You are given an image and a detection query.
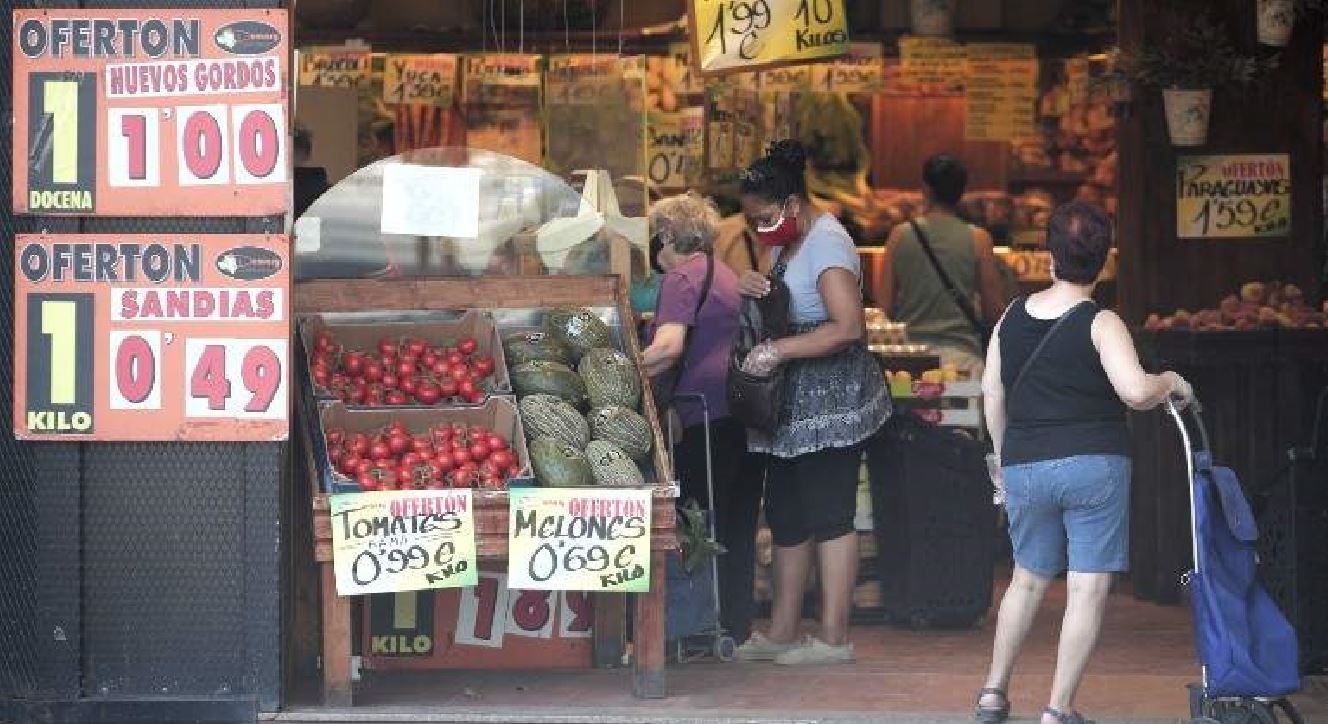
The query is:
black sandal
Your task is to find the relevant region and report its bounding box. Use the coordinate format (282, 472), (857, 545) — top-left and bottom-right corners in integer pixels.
(973, 687), (1010, 723)
(1042, 707), (1093, 724)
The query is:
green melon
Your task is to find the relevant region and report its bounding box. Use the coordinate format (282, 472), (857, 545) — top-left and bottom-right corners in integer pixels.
(543, 306), (614, 360)
(502, 331), (572, 367)
(578, 347), (641, 410)
(585, 440), (646, 488)
(519, 394), (590, 450)
(510, 360), (587, 408)
(588, 405), (653, 460)
(530, 436), (594, 488)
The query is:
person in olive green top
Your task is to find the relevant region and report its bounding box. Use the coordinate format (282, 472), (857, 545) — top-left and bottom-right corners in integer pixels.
(878, 155), (1009, 375)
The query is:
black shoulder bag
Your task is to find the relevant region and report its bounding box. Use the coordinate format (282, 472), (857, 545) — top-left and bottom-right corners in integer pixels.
(652, 254), (715, 412)
(727, 239), (793, 433)
(909, 219), (991, 348)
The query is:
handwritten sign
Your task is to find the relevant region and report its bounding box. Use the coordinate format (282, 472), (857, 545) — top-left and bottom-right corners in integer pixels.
(1177, 155), (1292, 239)
(546, 55), (632, 106)
(648, 108), (705, 191)
(330, 490), (478, 596)
(299, 47), (370, 88)
(507, 488), (651, 593)
(965, 44), (1038, 141)
(760, 64), (813, 92)
(462, 54), (542, 106)
(689, 0), (850, 76)
(811, 42), (884, 93)
(898, 36), (967, 94)
(380, 164), (482, 238)
(383, 54), (458, 107)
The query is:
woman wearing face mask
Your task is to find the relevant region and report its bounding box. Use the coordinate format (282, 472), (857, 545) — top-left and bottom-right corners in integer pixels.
(640, 193), (762, 644)
(734, 140), (892, 666)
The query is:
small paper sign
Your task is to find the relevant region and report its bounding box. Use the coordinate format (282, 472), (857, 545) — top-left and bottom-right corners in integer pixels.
(380, 164), (482, 238)
(383, 54), (458, 107)
(1177, 155), (1292, 239)
(647, 108), (705, 191)
(507, 488), (651, 593)
(298, 47), (370, 88)
(330, 490), (478, 596)
(689, 0), (850, 76)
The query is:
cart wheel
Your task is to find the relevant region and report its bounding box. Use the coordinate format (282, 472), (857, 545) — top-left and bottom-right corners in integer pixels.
(1211, 699), (1278, 724)
(714, 635), (737, 662)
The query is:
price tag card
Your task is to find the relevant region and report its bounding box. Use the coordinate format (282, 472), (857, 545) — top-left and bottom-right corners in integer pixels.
(1177, 155), (1292, 239)
(380, 164), (482, 238)
(507, 488), (652, 593)
(647, 108), (704, 191)
(13, 234), (289, 441)
(688, 0), (850, 77)
(382, 54), (458, 107)
(12, 9), (290, 216)
(330, 490), (479, 597)
(298, 46), (370, 88)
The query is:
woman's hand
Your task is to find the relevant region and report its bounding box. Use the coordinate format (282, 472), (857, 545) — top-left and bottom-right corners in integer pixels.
(1165, 371), (1195, 408)
(741, 341), (784, 376)
(738, 270), (772, 298)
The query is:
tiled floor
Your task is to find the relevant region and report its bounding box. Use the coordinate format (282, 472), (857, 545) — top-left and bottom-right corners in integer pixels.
(276, 575), (1326, 723)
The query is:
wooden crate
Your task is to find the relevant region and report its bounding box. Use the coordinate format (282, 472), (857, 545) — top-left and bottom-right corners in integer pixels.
(296, 276), (677, 704)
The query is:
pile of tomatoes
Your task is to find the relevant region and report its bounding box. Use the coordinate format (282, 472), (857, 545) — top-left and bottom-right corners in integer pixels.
(326, 420), (521, 491)
(308, 330), (498, 406)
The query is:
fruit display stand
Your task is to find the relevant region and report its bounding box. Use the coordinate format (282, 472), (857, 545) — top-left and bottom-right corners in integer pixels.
(294, 275), (677, 705)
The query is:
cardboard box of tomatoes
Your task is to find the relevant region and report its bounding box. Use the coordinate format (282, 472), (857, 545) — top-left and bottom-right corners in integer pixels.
(317, 397), (533, 494)
(301, 310), (511, 406)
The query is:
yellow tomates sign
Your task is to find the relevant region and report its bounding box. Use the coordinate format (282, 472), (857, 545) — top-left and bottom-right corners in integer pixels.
(689, 0), (850, 76)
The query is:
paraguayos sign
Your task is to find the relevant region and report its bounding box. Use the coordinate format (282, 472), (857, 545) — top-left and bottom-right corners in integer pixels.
(12, 234), (290, 441)
(11, 9), (290, 216)
(688, 0), (849, 76)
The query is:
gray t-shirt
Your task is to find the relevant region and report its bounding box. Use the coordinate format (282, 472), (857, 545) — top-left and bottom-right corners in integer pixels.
(772, 214), (861, 323)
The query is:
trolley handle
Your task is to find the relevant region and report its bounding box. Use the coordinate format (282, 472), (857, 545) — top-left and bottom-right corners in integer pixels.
(1166, 394), (1210, 457)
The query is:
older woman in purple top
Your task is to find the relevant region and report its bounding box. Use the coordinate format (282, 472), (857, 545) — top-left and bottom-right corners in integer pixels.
(642, 192), (762, 644)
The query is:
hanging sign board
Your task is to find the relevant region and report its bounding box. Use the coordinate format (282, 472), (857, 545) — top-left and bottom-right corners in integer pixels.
(11, 9), (290, 216)
(964, 43), (1038, 142)
(1176, 154), (1292, 239)
(647, 108), (704, 191)
(382, 54), (458, 107)
(507, 488), (652, 593)
(330, 490), (478, 596)
(298, 46), (370, 88)
(12, 234), (289, 441)
(462, 54), (542, 106)
(688, 0), (850, 77)
(811, 42), (884, 93)
(896, 36), (967, 95)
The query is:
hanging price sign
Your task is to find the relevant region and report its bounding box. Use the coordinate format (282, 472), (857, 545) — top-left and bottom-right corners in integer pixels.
(1177, 155), (1292, 239)
(382, 54), (458, 107)
(688, 0), (850, 77)
(12, 9), (290, 216)
(330, 490), (478, 596)
(507, 488), (651, 593)
(12, 234), (290, 441)
(647, 108), (704, 191)
(298, 46), (370, 88)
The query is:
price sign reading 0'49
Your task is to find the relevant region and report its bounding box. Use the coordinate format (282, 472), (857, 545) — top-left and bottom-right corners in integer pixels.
(688, 0), (849, 76)
(13, 234), (289, 441)
(12, 9), (289, 216)
(507, 488), (651, 593)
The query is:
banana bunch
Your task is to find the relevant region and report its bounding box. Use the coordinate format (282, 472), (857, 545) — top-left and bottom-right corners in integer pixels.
(645, 56), (684, 113)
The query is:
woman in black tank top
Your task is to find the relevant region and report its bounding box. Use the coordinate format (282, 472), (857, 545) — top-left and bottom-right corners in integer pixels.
(973, 203), (1193, 724)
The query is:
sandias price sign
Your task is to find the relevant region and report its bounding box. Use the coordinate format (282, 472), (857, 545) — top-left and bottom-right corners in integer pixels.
(689, 0), (849, 76)
(330, 490), (478, 596)
(13, 234), (289, 441)
(508, 488), (651, 593)
(12, 9), (289, 216)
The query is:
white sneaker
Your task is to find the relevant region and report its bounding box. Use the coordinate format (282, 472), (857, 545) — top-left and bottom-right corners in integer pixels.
(772, 637), (854, 666)
(735, 632), (801, 661)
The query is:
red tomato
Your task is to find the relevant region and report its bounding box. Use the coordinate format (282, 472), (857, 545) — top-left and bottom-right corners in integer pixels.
(472, 356), (496, 377)
(347, 387), (367, 405)
(337, 454), (360, 476)
(406, 339), (427, 357)
(349, 433), (371, 456)
(316, 330), (335, 348)
(387, 434), (410, 456)
(363, 362), (385, 383)
(487, 434), (508, 451)
(411, 435), (432, 454)
(435, 455), (454, 473)
(325, 429), (345, 446)
(469, 441), (491, 461)
(401, 452), (422, 469)
(465, 390), (485, 404)
(387, 420), (407, 435)
(439, 378), (459, 398)
(355, 459), (375, 477)
(430, 361), (450, 378)
(342, 352), (365, 375)
(370, 441), (392, 461)
(414, 381), (443, 405)
(457, 337), (478, 356)
(357, 473), (381, 492)
(378, 337), (397, 356)
(312, 367), (331, 387)
(451, 449), (472, 467)
(385, 390), (410, 405)
(445, 351), (465, 366)
(458, 380), (479, 399)
(490, 449), (515, 470)
(396, 360), (417, 378)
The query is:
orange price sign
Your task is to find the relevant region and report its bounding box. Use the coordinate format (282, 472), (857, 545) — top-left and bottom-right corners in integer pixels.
(11, 9), (290, 216)
(12, 234), (290, 441)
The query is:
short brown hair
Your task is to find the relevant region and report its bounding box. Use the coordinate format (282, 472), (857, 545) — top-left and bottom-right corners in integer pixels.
(1047, 202), (1113, 284)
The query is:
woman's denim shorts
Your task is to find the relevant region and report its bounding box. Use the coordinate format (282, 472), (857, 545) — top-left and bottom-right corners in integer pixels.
(1002, 454), (1131, 578)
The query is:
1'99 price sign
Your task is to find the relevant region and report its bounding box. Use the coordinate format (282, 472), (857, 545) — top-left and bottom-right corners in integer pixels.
(13, 9), (291, 216)
(14, 234), (291, 441)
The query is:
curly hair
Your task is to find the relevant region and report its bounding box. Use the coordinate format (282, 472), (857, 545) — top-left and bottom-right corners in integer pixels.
(738, 139), (808, 202)
(649, 192), (722, 254)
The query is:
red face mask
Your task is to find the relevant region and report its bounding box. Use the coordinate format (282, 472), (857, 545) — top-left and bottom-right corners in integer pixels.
(754, 202), (799, 247)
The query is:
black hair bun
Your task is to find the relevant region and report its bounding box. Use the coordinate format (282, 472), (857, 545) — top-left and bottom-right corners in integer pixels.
(766, 139), (807, 173)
